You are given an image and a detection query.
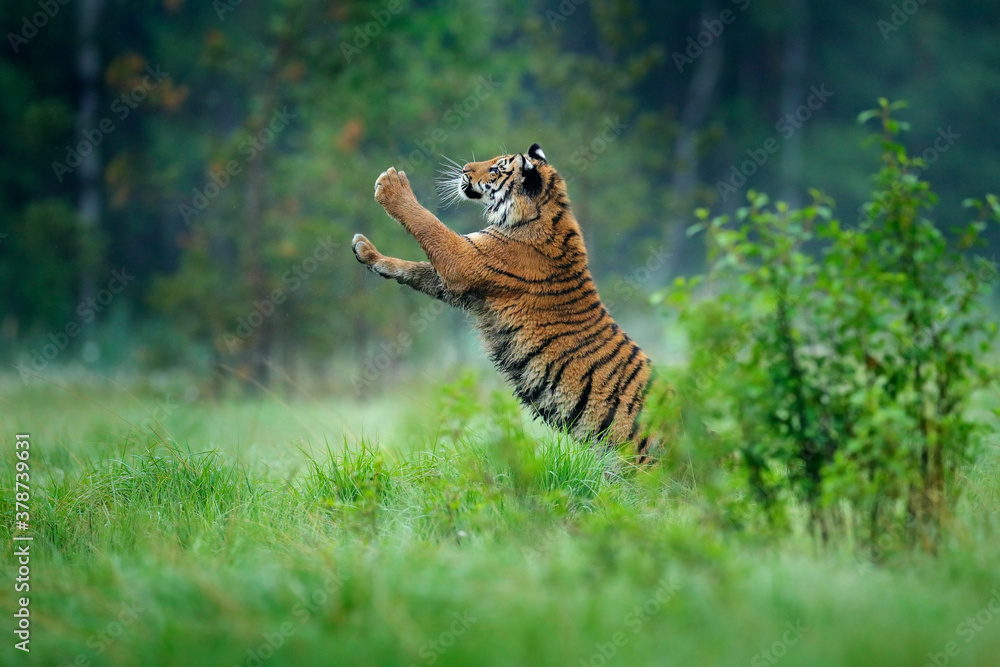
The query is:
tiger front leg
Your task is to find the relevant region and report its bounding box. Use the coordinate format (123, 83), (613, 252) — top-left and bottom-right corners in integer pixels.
(351, 233), (430, 285)
(351, 234), (473, 309)
(373, 167), (425, 229)
(373, 167), (484, 293)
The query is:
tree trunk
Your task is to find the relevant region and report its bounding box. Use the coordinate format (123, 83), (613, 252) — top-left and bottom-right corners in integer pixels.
(76, 0), (106, 350)
(664, 0), (724, 279)
(778, 0), (808, 208)
(244, 129), (272, 390)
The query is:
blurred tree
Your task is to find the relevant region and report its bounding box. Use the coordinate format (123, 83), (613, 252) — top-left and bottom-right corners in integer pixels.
(1, 0), (998, 388)
(0, 0), (79, 342)
(75, 0), (106, 348)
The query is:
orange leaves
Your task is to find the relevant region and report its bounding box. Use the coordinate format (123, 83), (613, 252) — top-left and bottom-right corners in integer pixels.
(337, 118), (364, 152)
(104, 51), (189, 114)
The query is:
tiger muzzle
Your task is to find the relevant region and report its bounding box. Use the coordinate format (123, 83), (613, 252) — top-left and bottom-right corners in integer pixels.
(461, 180), (483, 200)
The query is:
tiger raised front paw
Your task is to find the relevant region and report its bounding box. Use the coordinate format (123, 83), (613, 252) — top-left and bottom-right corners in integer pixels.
(351, 233), (382, 268)
(374, 166), (418, 218)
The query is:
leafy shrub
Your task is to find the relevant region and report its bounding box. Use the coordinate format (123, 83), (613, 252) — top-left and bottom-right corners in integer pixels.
(659, 100), (998, 552)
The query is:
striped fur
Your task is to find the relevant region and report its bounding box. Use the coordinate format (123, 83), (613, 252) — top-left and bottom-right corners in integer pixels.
(352, 144), (660, 462)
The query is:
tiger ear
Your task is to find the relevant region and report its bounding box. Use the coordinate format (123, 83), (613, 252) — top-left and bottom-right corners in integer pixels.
(521, 151), (543, 197)
(527, 143), (547, 162)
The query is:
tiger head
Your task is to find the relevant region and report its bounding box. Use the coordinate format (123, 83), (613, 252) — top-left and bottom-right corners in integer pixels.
(437, 144), (562, 227)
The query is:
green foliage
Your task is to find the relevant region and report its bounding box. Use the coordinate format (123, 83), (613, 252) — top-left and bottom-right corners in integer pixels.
(32, 443), (260, 557)
(2, 378), (1000, 666)
(661, 101), (999, 552)
(427, 370), (612, 515)
(0, 198), (84, 330)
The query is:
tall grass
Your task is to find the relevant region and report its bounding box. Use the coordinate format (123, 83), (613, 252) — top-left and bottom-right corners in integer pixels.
(1, 371), (999, 666)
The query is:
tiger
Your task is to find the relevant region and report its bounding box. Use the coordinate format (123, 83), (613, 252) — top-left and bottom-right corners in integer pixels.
(351, 143), (661, 463)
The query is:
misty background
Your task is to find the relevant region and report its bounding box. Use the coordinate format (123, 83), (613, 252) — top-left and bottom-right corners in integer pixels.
(2, 0), (998, 396)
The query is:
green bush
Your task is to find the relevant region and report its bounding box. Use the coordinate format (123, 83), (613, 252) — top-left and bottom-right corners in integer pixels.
(660, 100), (998, 553)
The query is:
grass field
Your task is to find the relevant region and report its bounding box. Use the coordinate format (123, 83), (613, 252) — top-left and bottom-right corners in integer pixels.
(1, 369), (999, 667)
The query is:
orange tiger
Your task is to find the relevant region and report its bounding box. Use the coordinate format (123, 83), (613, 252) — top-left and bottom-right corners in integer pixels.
(351, 144), (660, 462)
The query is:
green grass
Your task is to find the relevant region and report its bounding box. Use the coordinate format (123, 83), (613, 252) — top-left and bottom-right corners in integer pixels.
(1, 370), (999, 666)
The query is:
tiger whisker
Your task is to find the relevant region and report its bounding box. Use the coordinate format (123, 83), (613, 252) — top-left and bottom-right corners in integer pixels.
(434, 155), (468, 208)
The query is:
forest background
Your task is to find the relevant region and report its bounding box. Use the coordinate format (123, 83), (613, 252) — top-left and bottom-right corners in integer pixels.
(2, 0), (998, 392)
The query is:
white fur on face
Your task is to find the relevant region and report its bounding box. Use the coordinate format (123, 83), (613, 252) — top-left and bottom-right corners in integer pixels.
(436, 154), (528, 227)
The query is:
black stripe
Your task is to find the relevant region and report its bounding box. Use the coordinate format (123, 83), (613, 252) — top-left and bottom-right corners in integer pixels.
(521, 310), (602, 357)
(607, 344), (642, 395)
(551, 260), (585, 276)
(554, 298), (604, 323)
(546, 319), (614, 371)
(501, 309), (606, 380)
(507, 174), (558, 229)
(597, 348), (645, 442)
(508, 214), (539, 229)
(549, 328), (623, 394)
(576, 332), (631, 394)
(465, 235), (488, 256)
(522, 297), (602, 330)
(514, 380), (545, 405)
(525, 316), (602, 354)
(595, 395), (620, 439)
(565, 374), (593, 430)
(540, 322), (614, 393)
(536, 280), (596, 299)
(616, 349), (646, 397)
(501, 341), (550, 381)
(482, 229), (508, 243)
(536, 403), (560, 425)
(550, 229), (581, 262)
(482, 263), (587, 287)
(486, 323), (524, 365)
(623, 365), (651, 417)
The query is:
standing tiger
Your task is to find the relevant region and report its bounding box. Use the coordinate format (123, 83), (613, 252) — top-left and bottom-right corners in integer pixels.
(351, 144), (661, 463)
